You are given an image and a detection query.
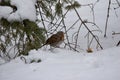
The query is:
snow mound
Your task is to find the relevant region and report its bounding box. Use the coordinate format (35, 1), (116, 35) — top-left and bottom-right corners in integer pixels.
(0, 47), (120, 80)
(0, 6), (13, 19)
(0, 0), (36, 22)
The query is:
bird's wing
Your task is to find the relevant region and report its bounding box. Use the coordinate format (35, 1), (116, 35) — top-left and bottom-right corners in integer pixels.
(46, 34), (59, 44)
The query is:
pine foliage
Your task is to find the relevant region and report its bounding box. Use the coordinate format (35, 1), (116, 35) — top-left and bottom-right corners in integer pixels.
(0, 18), (46, 60)
(0, 0), (82, 61)
(65, 1), (81, 10)
(55, 2), (63, 16)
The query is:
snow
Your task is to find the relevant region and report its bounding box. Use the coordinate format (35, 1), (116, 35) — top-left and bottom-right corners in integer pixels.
(0, 0), (120, 80)
(0, 6), (13, 19)
(0, 0), (36, 21)
(63, 0), (120, 50)
(0, 47), (120, 80)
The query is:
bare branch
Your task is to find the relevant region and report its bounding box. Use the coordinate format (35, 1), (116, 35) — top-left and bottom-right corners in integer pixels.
(116, 41), (120, 46)
(68, 0), (103, 50)
(104, 0), (111, 37)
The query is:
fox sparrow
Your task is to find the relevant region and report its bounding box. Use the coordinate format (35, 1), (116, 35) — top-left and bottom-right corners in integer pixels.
(45, 31), (64, 48)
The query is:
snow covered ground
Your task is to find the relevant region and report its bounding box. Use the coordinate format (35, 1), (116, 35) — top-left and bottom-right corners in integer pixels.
(0, 0), (120, 80)
(0, 47), (120, 80)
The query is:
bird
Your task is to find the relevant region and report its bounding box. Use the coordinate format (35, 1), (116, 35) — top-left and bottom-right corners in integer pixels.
(41, 31), (64, 48)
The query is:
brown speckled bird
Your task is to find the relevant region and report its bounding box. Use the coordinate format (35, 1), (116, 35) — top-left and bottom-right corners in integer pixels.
(43, 31), (64, 48)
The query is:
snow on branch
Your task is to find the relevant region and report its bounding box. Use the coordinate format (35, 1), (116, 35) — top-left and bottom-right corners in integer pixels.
(0, 0), (37, 22)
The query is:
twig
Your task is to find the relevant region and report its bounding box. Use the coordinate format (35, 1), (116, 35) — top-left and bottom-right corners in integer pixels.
(37, 2), (48, 37)
(116, 0), (120, 7)
(116, 41), (120, 46)
(68, 0), (103, 50)
(85, 21), (101, 30)
(74, 23), (82, 49)
(66, 19), (79, 32)
(104, 0), (111, 37)
(52, 9), (70, 33)
(62, 14), (72, 50)
(63, 42), (80, 52)
(20, 56), (27, 64)
(112, 31), (120, 35)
